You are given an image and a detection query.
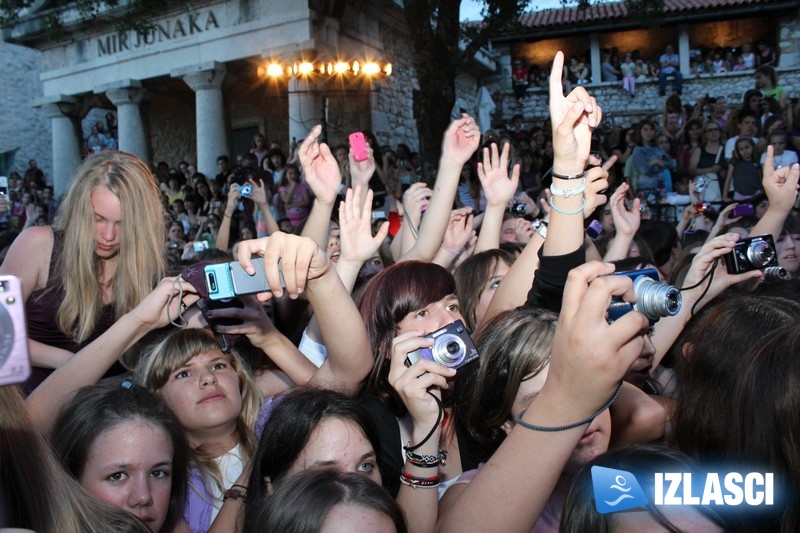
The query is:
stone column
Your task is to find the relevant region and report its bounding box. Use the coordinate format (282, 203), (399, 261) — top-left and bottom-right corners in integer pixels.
(173, 62), (228, 179)
(678, 25), (691, 76)
(590, 33), (602, 84)
(36, 95), (81, 198)
(288, 77), (324, 145)
(103, 80), (148, 160)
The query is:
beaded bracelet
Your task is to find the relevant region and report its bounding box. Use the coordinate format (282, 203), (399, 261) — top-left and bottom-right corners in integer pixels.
(548, 196), (586, 216)
(515, 381), (623, 432)
(552, 170), (586, 180)
(400, 471), (440, 488)
(405, 448), (448, 468)
(550, 178), (587, 198)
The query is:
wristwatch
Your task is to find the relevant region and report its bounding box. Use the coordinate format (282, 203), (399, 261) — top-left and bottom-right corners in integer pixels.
(531, 219), (548, 239)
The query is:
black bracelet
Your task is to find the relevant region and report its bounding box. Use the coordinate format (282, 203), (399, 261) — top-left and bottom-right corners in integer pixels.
(515, 381), (623, 432)
(551, 170), (586, 180)
(403, 392), (443, 452)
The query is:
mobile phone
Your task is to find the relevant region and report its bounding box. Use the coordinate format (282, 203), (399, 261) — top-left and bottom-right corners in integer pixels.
(204, 257), (285, 300)
(586, 219), (604, 240)
(0, 177), (7, 197)
(732, 204), (755, 217)
(0, 275), (31, 387)
(192, 241), (209, 253)
(349, 132), (369, 162)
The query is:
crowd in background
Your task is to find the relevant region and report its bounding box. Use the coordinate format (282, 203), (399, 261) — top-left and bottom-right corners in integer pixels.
(0, 49), (799, 533)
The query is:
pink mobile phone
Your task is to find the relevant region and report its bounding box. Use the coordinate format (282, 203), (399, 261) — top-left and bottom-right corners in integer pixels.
(349, 132), (369, 162)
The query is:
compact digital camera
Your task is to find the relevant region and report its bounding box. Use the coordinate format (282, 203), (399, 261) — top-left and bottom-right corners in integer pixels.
(240, 184), (253, 198)
(0, 275), (30, 387)
(694, 176), (708, 193)
(724, 234), (778, 275)
(608, 268), (682, 323)
(405, 320), (479, 370)
(510, 202), (527, 216)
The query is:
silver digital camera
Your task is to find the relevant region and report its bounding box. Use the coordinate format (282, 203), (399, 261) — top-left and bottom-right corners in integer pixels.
(0, 275), (30, 387)
(404, 320), (479, 370)
(608, 268), (682, 324)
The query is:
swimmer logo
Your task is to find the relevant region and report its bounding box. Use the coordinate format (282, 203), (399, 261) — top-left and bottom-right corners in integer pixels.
(591, 466), (649, 514)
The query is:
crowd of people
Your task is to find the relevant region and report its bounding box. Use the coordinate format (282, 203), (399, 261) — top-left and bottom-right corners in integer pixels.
(512, 40), (779, 100)
(0, 49), (799, 533)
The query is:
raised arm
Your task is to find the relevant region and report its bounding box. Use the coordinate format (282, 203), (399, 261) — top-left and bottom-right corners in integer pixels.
(603, 182), (641, 262)
(248, 178), (280, 235)
(432, 208), (475, 269)
(401, 115), (480, 262)
(474, 143), (520, 253)
(299, 125), (342, 250)
(750, 146), (800, 240)
(437, 261), (650, 533)
(216, 187), (241, 251)
(27, 277), (199, 433)
(236, 233), (373, 395)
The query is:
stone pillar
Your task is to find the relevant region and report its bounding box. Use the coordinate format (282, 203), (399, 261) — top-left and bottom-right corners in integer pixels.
(288, 77), (324, 145)
(678, 25), (691, 76)
(173, 62), (228, 179)
(103, 80), (148, 160)
(37, 95), (81, 198)
(590, 33), (602, 84)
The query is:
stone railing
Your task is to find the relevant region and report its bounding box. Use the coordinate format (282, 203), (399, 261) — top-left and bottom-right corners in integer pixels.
(490, 68), (800, 127)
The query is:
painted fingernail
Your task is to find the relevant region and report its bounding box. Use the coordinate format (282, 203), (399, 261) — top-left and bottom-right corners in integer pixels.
(246, 267), (255, 276)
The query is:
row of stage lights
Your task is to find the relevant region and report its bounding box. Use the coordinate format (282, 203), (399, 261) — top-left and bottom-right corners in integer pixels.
(258, 60), (392, 78)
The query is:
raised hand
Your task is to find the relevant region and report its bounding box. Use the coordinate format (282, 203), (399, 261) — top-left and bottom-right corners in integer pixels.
(339, 186), (390, 264)
(225, 185), (241, 214)
(237, 232), (330, 300)
(299, 125), (342, 205)
(762, 145), (800, 212)
(402, 182), (432, 230)
(247, 177), (269, 206)
(441, 114), (481, 166)
(477, 143), (520, 207)
(204, 294), (275, 344)
(441, 207), (475, 253)
(388, 330), (455, 429)
(610, 182), (641, 237)
(514, 217), (534, 244)
(349, 145), (377, 190)
(129, 277), (199, 329)
(681, 233), (763, 305)
(549, 51), (602, 174)
(544, 261), (648, 417)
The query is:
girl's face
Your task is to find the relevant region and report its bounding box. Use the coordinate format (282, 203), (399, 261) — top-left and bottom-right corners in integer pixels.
(253, 135), (266, 148)
(639, 124), (655, 142)
(474, 260), (510, 328)
(754, 72), (768, 88)
(271, 154), (283, 168)
(286, 167), (299, 182)
(80, 421), (173, 532)
(241, 227), (255, 241)
(736, 141), (753, 160)
(500, 218), (517, 243)
(623, 333), (657, 388)
(687, 123), (702, 141)
(777, 232), (800, 274)
(359, 254), (384, 278)
(326, 222), (341, 263)
(197, 183), (209, 197)
(158, 351), (242, 446)
(92, 187), (122, 259)
(657, 135), (671, 152)
(288, 417), (381, 485)
(168, 224), (184, 243)
(397, 294), (463, 336)
(703, 123), (721, 140)
(770, 136), (786, 154)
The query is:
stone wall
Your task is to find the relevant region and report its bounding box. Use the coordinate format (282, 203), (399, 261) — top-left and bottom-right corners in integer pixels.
(370, 17), (419, 151)
(487, 68), (800, 129)
(0, 39), (51, 180)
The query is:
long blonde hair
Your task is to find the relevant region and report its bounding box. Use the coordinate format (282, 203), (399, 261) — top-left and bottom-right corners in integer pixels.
(53, 151), (167, 343)
(135, 328), (261, 493)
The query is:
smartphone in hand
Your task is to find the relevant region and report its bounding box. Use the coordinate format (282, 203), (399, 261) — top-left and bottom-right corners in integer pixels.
(349, 132), (369, 162)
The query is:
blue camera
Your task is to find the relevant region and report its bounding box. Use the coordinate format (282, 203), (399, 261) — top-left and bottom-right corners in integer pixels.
(404, 320), (479, 369)
(608, 268), (681, 323)
(240, 184), (253, 197)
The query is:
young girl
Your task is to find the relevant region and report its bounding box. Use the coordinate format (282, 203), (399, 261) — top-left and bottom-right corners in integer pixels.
(723, 137), (761, 201)
(620, 53), (636, 96)
(759, 131), (798, 168)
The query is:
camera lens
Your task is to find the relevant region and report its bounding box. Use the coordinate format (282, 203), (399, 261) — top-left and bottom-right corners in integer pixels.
(432, 334), (466, 367)
(764, 266), (790, 281)
(633, 276), (682, 321)
(207, 273), (217, 292)
(747, 240), (775, 268)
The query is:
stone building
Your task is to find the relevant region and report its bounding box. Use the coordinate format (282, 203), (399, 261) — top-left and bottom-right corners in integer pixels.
(485, 0), (800, 128)
(3, 0), (423, 196)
